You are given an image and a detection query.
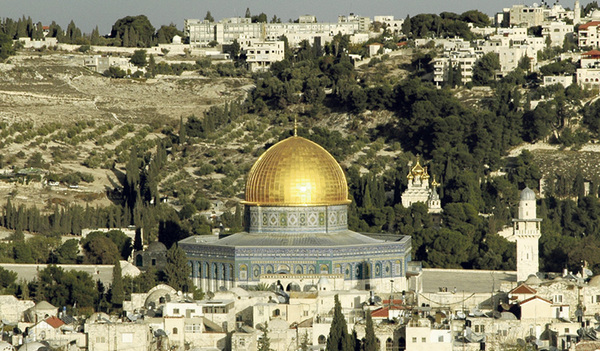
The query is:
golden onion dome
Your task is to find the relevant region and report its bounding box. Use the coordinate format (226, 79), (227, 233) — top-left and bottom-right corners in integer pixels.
(244, 136), (351, 206)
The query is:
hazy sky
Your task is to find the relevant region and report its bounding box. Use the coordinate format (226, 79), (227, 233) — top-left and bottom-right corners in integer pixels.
(1, 0), (587, 34)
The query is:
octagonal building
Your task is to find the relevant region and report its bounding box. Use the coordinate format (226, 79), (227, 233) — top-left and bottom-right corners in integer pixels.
(179, 135), (417, 293)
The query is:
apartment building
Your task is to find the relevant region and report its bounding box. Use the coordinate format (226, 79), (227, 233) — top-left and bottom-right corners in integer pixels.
(433, 49), (482, 86)
(185, 16), (362, 47)
(578, 21), (600, 48)
(542, 21), (574, 47)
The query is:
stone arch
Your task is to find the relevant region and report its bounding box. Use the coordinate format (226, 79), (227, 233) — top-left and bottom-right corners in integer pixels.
(334, 263), (342, 274)
(295, 265), (303, 274)
(266, 264), (274, 274)
(286, 282), (301, 292)
(376, 338), (381, 350)
(308, 265), (316, 274)
(318, 335), (326, 344)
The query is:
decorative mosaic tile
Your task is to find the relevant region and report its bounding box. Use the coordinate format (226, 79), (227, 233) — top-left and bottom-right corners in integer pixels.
(288, 213), (298, 226)
(279, 212), (287, 226)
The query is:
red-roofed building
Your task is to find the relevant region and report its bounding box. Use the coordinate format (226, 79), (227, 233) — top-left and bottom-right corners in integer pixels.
(509, 283), (537, 302)
(581, 50), (600, 69)
(579, 21), (600, 48)
(520, 295), (553, 320)
(45, 316), (65, 329)
(29, 315), (65, 341)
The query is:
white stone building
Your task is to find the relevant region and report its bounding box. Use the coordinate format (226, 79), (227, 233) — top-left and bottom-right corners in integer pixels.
(542, 21), (574, 47)
(244, 41), (285, 72)
(185, 18), (361, 47)
(433, 49), (482, 86)
(509, 5), (545, 27)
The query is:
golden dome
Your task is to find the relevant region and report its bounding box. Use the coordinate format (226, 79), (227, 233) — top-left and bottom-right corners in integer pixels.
(244, 136), (351, 206)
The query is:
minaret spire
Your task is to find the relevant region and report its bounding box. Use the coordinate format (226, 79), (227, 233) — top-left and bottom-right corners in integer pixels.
(294, 117), (297, 137)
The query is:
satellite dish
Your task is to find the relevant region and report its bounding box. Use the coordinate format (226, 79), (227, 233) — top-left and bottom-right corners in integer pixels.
(533, 2), (539, 7)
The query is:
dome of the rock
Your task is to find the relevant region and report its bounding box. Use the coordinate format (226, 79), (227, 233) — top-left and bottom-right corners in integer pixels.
(244, 136), (351, 206)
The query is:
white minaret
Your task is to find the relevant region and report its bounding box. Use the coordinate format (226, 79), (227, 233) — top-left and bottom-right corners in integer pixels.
(514, 187), (542, 282)
(575, 0), (581, 25)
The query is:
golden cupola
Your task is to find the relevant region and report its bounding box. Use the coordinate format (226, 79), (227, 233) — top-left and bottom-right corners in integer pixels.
(244, 136), (351, 206)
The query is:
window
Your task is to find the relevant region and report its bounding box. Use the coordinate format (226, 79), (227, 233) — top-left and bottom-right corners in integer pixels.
(173, 308), (180, 314)
(438, 335), (444, 342)
(152, 258), (156, 266)
(121, 333), (133, 343)
(185, 324), (202, 333)
(565, 328), (570, 333)
(412, 337), (417, 343)
(475, 325), (485, 333)
(554, 295), (563, 303)
(173, 328), (178, 335)
(96, 337), (106, 343)
(421, 337), (427, 343)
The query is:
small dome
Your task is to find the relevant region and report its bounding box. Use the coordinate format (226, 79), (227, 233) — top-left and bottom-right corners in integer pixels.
(589, 275), (600, 287)
(520, 187), (536, 201)
(0, 342), (15, 351)
(244, 136), (351, 206)
(317, 276), (330, 286)
(147, 241), (167, 252)
(525, 274), (542, 285)
(18, 343), (48, 351)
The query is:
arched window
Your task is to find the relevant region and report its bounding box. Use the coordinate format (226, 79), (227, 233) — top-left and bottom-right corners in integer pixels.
(335, 264), (342, 274)
(135, 254), (143, 267)
(320, 264), (329, 274)
(273, 309), (280, 317)
(386, 337), (393, 351)
(318, 335), (326, 344)
(173, 327), (178, 335)
(239, 264), (248, 280)
(376, 338), (381, 350)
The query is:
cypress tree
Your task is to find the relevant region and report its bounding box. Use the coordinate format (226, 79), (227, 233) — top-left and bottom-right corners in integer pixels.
(111, 261), (124, 307)
(257, 322), (272, 351)
(363, 312), (376, 351)
(179, 116), (186, 145)
(326, 294), (353, 351)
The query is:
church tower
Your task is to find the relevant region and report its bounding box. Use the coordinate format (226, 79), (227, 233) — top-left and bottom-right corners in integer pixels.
(574, 0), (581, 25)
(514, 187), (542, 282)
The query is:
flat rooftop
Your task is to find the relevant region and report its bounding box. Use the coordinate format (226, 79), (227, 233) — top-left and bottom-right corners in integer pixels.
(421, 268), (517, 294)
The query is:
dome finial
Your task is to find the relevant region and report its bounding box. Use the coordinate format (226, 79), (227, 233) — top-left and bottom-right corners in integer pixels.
(294, 117), (297, 137)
